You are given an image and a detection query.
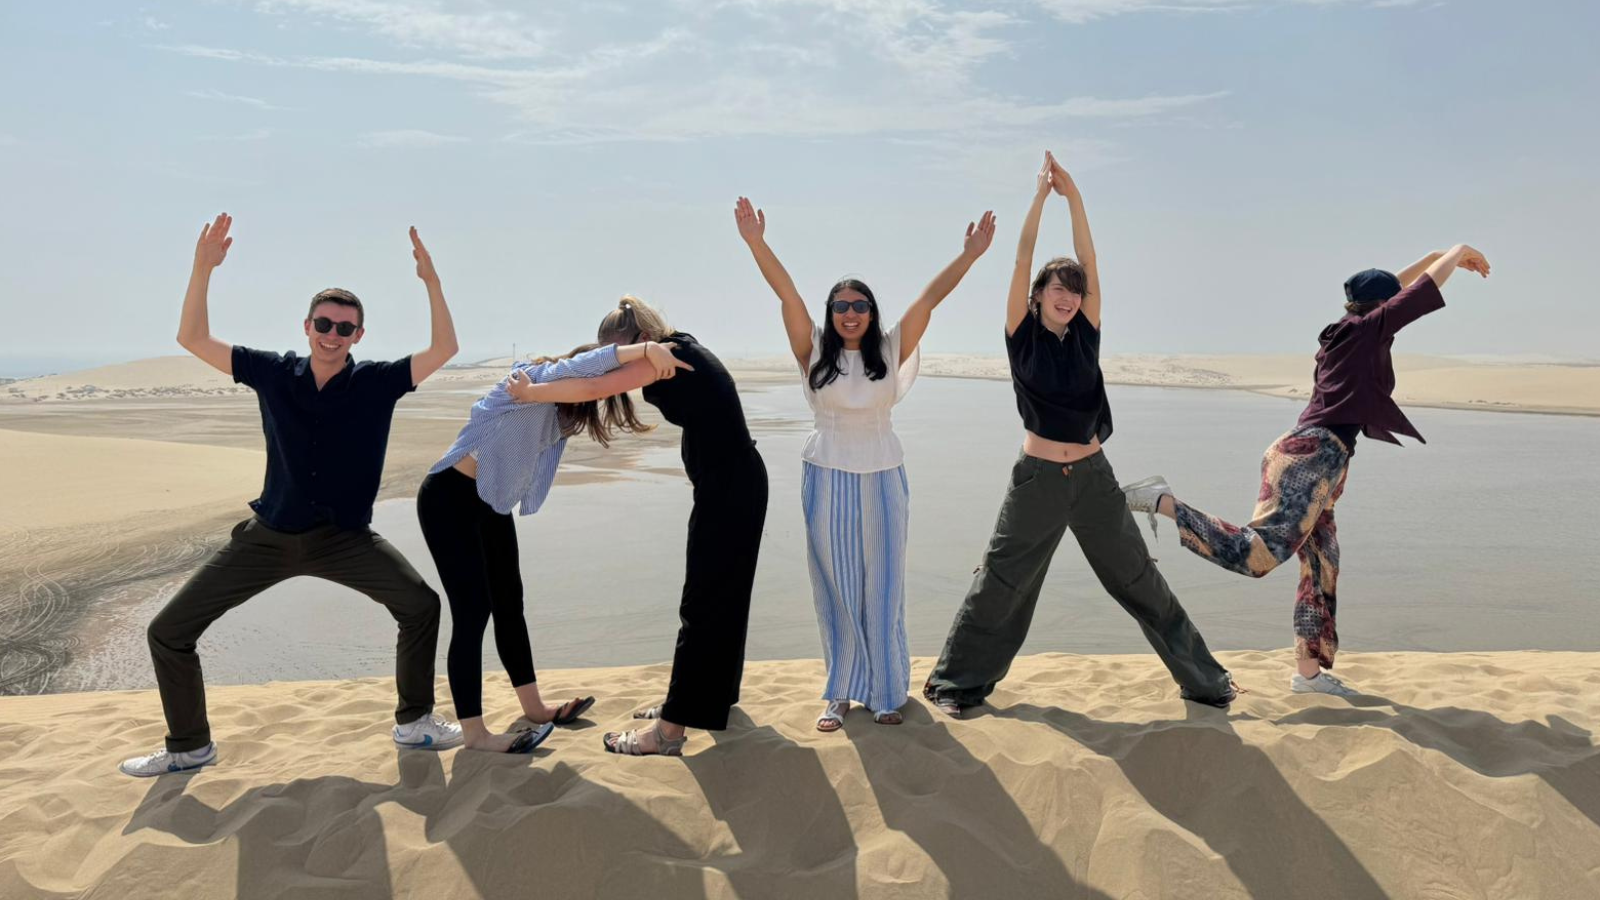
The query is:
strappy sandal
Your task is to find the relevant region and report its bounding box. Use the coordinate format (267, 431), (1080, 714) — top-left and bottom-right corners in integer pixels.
(632, 704), (664, 720)
(871, 708), (904, 725)
(603, 721), (686, 757)
(551, 696), (595, 726)
(816, 700), (849, 733)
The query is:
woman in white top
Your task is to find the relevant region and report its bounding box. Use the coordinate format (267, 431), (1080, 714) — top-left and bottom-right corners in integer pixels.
(735, 196), (995, 730)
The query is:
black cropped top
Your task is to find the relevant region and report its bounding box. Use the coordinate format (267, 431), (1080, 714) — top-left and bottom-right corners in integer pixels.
(1004, 310), (1113, 445)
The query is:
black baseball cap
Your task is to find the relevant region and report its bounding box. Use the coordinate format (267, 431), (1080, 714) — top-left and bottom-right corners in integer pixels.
(1344, 268), (1402, 305)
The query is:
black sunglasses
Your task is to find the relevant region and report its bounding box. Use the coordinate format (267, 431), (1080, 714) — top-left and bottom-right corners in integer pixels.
(310, 316), (359, 337)
(829, 300), (871, 315)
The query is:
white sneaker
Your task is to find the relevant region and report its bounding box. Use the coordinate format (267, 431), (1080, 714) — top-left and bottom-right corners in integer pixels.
(393, 712), (464, 750)
(119, 742), (218, 777)
(1121, 475), (1173, 538)
(1290, 672), (1360, 697)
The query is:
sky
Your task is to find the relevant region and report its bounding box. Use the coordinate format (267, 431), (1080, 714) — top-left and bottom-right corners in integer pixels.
(1, 0), (1596, 376)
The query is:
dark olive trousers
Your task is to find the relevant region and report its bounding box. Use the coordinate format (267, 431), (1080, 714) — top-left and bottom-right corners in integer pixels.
(147, 516), (440, 752)
(926, 451), (1233, 707)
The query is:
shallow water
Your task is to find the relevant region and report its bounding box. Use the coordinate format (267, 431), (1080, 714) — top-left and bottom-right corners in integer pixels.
(61, 377), (1600, 690)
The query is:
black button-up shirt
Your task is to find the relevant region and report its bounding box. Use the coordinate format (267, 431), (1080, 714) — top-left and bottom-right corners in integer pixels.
(1005, 310), (1113, 445)
(232, 346), (415, 532)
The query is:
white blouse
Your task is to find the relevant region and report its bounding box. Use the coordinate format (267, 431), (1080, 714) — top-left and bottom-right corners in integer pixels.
(800, 322), (920, 473)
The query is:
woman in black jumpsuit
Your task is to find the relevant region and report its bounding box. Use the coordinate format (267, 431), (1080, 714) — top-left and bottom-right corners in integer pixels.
(598, 298), (769, 756)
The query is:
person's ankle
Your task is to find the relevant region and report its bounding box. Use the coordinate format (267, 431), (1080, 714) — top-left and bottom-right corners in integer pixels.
(657, 721), (687, 740)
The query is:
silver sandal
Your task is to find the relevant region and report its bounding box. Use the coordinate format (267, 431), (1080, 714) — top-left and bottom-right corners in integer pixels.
(603, 721), (687, 757)
(816, 699), (849, 732)
(632, 704), (664, 720)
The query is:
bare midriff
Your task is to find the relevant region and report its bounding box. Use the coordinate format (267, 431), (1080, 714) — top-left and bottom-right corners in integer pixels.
(452, 457), (479, 479)
(1022, 430), (1102, 464)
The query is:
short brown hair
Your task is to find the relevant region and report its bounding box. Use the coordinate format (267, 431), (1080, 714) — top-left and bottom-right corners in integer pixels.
(307, 288), (364, 327)
(1030, 257), (1089, 309)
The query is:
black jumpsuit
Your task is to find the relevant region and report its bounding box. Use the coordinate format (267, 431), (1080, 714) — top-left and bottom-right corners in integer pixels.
(642, 332), (769, 729)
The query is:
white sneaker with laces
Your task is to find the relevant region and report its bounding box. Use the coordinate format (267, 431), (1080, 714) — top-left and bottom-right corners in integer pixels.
(1121, 476), (1173, 539)
(393, 712), (464, 750)
(119, 742), (218, 777)
(1290, 672), (1360, 697)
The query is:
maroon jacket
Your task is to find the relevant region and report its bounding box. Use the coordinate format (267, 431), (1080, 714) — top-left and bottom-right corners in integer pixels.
(1296, 273), (1446, 445)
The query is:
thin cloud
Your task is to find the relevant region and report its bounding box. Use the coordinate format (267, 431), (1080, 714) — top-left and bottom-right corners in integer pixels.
(251, 0), (550, 59)
(199, 128), (275, 142)
(357, 129), (470, 148)
(158, 3), (1234, 145)
(185, 88), (291, 111)
(1027, 0), (1425, 22)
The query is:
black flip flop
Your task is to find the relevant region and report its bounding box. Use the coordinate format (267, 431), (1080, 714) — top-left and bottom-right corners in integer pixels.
(509, 722), (554, 754)
(552, 696), (596, 726)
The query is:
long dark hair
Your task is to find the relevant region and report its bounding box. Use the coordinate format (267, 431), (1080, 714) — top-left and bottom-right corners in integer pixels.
(530, 343), (652, 448)
(808, 278), (887, 392)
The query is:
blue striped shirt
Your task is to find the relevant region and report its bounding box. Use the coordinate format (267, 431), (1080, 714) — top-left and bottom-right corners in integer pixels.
(429, 345), (621, 515)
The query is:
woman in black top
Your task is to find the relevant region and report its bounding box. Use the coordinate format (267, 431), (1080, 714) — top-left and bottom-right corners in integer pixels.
(525, 296), (768, 755)
(923, 153), (1236, 716)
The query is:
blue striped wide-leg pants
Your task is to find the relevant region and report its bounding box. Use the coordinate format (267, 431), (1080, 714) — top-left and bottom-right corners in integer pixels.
(801, 462), (911, 712)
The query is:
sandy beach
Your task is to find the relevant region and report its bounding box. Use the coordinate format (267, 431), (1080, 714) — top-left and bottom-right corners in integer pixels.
(1, 354), (1597, 898)
(0, 651), (1596, 899)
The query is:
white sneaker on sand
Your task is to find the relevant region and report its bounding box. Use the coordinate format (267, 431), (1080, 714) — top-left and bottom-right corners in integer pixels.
(119, 742), (218, 777)
(1291, 672), (1360, 697)
(1121, 476), (1173, 539)
(393, 713), (464, 750)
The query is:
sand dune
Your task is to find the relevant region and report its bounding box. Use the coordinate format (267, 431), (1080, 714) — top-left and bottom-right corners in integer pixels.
(1, 356), (246, 401)
(730, 353), (1600, 417)
(0, 651), (1594, 899)
(10, 353), (1600, 415)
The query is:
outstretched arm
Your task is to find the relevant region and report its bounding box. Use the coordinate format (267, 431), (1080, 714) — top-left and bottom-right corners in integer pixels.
(1048, 155), (1101, 329)
(1377, 244), (1490, 339)
(736, 197), (815, 372)
(1422, 243), (1491, 290)
(898, 210), (995, 365)
(407, 227), (460, 386)
(1007, 154), (1055, 336)
(1395, 251), (1444, 288)
(176, 212), (236, 376)
(506, 341), (692, 404)
(508, 359), (661, 404)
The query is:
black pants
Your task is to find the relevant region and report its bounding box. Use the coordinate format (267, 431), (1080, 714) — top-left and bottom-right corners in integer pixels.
(148, 517), (440, 753)
(661, 449), (769, 730)
(416, 467), (538, 720)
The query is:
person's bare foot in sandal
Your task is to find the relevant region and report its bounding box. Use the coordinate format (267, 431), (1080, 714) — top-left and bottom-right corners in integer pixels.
(871, 707), (904, 725)
(603, 718), (688, 756)
(816, 699), (849, 733)
(461, 717), (553, 753)
(516, 684), (595, 725)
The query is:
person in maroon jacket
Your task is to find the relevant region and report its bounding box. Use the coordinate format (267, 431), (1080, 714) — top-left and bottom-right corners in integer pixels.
(1121, 243), (1490, 696)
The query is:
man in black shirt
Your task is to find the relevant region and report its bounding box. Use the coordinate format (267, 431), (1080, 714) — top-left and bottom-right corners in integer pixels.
(119, 213), (464, 777)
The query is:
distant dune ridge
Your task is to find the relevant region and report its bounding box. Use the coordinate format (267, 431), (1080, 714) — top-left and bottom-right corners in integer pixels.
(5, 353), (1599, 415)
(0, 652), (1595, 898)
